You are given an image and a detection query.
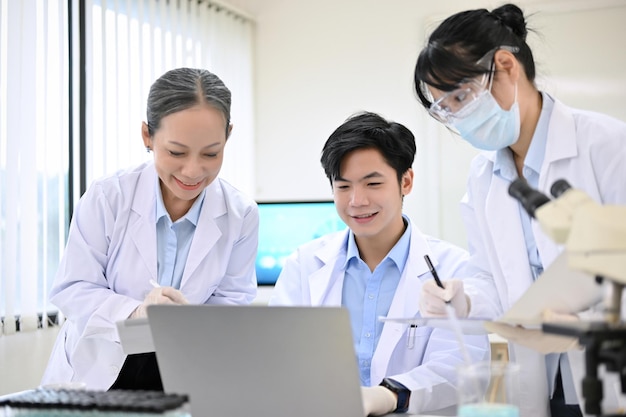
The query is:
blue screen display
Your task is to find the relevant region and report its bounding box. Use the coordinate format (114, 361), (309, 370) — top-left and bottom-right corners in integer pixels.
(255, 201), (347, 285)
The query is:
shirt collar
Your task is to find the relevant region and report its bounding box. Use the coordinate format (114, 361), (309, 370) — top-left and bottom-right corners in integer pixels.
(344, 215), (412, 271)
(155, 178), (206, 226)
(493, 91), (554, 181)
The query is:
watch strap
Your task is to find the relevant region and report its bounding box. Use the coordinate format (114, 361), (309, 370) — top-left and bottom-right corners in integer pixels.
(379, 377), (410, 413)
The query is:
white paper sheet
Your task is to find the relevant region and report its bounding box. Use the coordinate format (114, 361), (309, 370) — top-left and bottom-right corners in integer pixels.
(115, 317), (155, 354)
(498, 252), (604, 326)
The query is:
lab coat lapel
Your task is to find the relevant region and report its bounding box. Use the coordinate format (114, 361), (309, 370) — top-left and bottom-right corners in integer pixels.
(485, 175), (534, 309)
(182, 180), (224, 283)
(371, 227), (431, 384)
(309, 230), (349, 306)
(534, 99), (578, 267)
(542, 97), (578, 169)
(129, 165), (158, 282)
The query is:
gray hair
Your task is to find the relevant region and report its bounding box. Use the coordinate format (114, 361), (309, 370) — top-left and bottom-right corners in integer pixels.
(146, 68), (231, 136)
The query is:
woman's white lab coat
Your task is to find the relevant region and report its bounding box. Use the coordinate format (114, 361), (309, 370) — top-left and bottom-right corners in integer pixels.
(41, 162), (258, 390)
(461, 97), (626, 417)
(269, 223), (490, 415)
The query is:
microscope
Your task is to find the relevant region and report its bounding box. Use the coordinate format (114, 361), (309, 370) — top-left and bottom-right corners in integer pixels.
(508, 178), (626, 417)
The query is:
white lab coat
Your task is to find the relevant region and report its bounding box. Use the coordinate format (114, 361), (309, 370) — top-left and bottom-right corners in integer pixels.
(461, 97), (626, 417)
(269, 223), (491, 415)
(41, 162), (258, 390)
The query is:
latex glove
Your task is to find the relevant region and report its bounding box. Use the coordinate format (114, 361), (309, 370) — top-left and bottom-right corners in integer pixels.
(483, 320), (580, 354)
(420, 279), (470, 318)
(361, 386), (397, 417)
(129, 287), (189, 319)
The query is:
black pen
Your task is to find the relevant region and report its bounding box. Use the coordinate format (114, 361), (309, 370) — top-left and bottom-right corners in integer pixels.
(424, 255), (444, 289)
(424, 254), (450, 304)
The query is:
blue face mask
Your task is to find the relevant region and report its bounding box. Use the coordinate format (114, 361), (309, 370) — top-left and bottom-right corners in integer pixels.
(451, 86), (520, 151)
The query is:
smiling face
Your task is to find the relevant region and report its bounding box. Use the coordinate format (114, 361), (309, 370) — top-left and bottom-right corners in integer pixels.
(332, 148), (413, 247)
(142, 104), (230, 220)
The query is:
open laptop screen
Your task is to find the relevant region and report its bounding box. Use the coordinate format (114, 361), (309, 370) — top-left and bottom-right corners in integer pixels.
(148, 305), (365, 417)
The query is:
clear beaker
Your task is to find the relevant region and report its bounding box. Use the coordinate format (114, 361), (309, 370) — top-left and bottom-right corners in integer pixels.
(457, 360), (521, 417)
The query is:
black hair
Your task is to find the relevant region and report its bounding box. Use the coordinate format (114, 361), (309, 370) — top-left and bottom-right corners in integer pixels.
(320, 111), (416, 185)
(146, 67), (231, 137)
(414, 3), (535, 110)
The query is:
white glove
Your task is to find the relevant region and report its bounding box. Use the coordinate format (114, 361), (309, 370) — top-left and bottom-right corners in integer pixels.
(420, 279), (470, 318)
(483, 317), (580, 355)
(361, 386), (397, 417)
(129, 287), (189, 319)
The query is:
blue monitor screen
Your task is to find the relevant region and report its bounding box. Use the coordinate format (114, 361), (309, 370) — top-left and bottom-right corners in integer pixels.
(255, 201), (347, 285)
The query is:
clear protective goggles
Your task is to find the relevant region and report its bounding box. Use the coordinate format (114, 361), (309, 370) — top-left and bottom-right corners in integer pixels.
(427, 46), (519, 125)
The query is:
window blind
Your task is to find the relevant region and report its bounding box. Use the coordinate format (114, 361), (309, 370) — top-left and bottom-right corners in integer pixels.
(0, 0), (70, 334)
(86, 0), (256, 195)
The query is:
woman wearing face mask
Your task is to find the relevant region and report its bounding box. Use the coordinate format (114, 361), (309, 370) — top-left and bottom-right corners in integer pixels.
(413, 4), (626, 417)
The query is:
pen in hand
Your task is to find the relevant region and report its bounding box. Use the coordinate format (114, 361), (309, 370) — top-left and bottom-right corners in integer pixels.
(149, 279), (160, 288)
(424, 255), (450, 304)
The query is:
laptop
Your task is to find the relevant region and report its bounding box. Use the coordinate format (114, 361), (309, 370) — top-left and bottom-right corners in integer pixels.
(147, 304), (366, 417)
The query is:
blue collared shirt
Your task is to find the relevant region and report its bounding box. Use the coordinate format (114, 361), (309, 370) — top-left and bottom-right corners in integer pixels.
(155, 182), (206, 289)
(493, 93), (550, 280)
(341, 215), (411, 386)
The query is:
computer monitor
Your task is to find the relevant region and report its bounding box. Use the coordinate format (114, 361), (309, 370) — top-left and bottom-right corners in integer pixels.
(255, 201), (347, 285)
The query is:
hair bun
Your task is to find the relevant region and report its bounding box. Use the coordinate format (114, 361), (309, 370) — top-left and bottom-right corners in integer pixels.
(492, 3), (528, 40)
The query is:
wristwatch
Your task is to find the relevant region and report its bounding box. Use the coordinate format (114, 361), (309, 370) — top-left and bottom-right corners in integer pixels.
(379, 377), (411, 413)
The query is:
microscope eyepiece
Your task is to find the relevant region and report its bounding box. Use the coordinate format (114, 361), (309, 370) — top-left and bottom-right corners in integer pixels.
(508, 178), (551, 218)
(550, 179), (572, 198)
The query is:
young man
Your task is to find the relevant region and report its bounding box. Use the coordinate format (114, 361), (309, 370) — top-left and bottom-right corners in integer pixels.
(269, 112), (490, 416)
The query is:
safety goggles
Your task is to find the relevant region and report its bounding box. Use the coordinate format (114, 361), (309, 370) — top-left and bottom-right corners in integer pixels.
(427, 46), (519, 125)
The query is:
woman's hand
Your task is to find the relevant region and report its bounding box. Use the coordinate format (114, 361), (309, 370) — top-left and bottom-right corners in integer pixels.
(129, 287), (189, 319)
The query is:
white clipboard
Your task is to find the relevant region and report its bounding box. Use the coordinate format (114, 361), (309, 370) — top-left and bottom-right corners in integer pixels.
(498, 252), (604, 326)
(378, 316), (489, 335)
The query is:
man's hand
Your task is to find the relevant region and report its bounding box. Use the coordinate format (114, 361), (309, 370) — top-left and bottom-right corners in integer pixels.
(420, 279), (470, 318)
(361, 386), (397, 416)
(129, 287), (189, 319)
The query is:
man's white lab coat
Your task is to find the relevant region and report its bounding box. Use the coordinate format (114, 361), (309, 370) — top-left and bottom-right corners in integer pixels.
(41, 162), (258, 390)
(270, 223), (490, 415)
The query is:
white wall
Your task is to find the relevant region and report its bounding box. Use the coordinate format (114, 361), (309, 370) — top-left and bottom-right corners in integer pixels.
(0, 328), (59, 395)
(248, 0), (626, 248)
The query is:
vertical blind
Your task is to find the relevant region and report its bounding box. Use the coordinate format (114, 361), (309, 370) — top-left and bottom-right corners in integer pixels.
(0, 0), (70, 334)
(1, 0), (255, 335)
(86, 0), (256, 195)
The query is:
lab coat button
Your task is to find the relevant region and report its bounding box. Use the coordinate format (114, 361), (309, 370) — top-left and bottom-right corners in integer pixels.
(109, 365), (119, 374)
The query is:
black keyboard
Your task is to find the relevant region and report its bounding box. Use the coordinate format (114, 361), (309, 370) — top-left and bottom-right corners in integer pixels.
(0, 389), (189, 415)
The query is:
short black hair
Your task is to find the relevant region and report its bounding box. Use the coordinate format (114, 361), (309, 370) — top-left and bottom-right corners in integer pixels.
(320, 111), (416, 185)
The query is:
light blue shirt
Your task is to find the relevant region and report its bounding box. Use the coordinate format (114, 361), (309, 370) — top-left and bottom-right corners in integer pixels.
(341, 215), (411, 386)
(493, 93), (578, 404)
(155, 182), (206, 289)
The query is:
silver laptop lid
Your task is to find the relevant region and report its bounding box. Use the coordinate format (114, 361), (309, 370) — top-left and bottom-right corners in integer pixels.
(148, 304), (365, 417)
